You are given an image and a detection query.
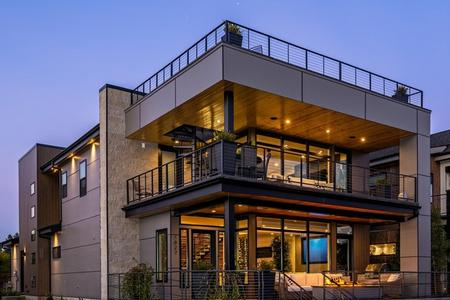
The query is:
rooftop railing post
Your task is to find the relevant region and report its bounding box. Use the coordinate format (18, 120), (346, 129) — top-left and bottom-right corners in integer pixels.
(268, 36), (271, 57)
(339, 62), (342, 80)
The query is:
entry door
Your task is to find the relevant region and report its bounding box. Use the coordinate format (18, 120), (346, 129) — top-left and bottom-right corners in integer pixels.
(192, 231), (216, 270)
(336, 236), (352, 272)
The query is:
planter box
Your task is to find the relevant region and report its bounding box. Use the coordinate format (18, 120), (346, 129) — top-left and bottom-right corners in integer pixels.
(222, 32), (243, 47)
(392, 92), (409, 103)
(222, 141), (237, 176)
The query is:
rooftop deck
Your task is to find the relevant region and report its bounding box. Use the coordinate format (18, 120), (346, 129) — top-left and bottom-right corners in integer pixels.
(130, 20), (423, 108)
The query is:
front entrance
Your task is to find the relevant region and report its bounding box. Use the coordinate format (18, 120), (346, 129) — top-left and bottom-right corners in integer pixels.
(192, 231), (216, 270)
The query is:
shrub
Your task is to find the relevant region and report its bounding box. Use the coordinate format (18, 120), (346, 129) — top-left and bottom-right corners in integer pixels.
(122, 264), (154, 300)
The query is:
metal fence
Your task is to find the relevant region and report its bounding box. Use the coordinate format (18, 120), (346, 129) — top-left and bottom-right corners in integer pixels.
(127, 141), (416, 205)
(108, 270), (314, 300)
(321, 271), (450, 300)
(108, 270), (450, 300)
(130, 20), (423, 107)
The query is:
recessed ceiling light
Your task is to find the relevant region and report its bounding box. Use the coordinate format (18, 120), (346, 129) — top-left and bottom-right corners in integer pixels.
(175, 140), (180, 144)
(217, 120), (221, 123)
(211, 209), (216, 213)
(360, 137), (366, 142)
(285, 119), (291, 124)
(326, 129), (330, 134)
(274, 163), (279, 167)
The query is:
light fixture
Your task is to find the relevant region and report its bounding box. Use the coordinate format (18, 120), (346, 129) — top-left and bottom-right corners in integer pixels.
(285, 119), (291, 124)
(238, 204), (243, 207)
(68, 153), (74, 158)
(318, 150), (323, 155)
(326, 129), (330, 134)
(217, 120), (221, 124)
(274, 163), (279, 167)
(360, 137), (366, 142)
(175, 140), (180, 144)
(211, 209), (216, 213)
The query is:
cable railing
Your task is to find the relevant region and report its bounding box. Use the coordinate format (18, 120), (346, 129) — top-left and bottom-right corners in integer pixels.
(126, 141), (416, 205)
(130, 20), (424, 107)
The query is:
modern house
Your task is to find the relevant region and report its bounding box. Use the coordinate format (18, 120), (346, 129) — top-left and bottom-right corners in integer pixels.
(8, 21), (432, 299)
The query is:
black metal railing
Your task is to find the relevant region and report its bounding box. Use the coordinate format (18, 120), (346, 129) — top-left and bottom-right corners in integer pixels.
(130, 20), (423, 107)
(108, 270), (316, 300)
(126, 141), (416, 205)
(321, 271), (450, 299)
(108, 270), (450, 300)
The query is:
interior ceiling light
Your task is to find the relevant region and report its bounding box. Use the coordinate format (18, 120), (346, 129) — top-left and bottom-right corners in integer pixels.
(360, 137), (366, 142)
(285, 119), (291, 124)
(326, 129), (330, 134)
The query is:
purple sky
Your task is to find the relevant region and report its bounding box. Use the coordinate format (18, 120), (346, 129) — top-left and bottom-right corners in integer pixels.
(1, 1), (449, 239)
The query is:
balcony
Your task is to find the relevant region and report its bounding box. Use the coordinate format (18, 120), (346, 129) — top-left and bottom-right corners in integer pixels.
(130, 21), (423, 108)
(126, 141), (416, 207)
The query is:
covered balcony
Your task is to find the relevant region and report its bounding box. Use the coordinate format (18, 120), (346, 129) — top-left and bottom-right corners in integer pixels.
(124, 140), (417, 221)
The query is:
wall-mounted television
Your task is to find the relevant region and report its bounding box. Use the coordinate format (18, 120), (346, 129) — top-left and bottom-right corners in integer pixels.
(302, 236), (328, 264)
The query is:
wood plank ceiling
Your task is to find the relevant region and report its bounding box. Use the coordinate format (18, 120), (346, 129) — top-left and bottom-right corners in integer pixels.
(129, 81), (413, 152)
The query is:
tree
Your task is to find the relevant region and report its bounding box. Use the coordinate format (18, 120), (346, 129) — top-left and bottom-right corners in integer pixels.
(431, 205), (450, 295)
(431, 205), (450, 271)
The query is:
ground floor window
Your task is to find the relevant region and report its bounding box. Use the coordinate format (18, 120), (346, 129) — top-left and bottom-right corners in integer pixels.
(369, 224), (399, 271)
(156, 229), (168, 282)
(256, 217), (330, 272)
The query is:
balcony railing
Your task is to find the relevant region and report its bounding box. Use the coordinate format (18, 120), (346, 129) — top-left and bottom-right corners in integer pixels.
(126, 141), (416, 205)
(130, 20), (424, 107)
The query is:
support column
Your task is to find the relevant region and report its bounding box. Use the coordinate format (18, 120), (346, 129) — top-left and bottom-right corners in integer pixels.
(224, 91), (234, 132)
(248, 214), (257, 270)
(399, 132), (431, 296)
(224, 198), (236, 270)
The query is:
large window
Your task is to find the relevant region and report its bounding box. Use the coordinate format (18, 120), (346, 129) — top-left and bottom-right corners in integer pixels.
(61, 172), (67, 198)
(79, 160), (87, 197)
(156, 229), (168, 282)
(256, 217), (330, 272)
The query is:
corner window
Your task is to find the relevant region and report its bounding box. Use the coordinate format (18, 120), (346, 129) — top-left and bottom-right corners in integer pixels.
(30, 206), (36, 218)
(31, 229), (36, 241)
(61, 172), (67, 198)
(79, 160), (87, 197)
(31, 252), (36, 264)
(156, 229), (168, 282)
(52, 246), (61, 259)
(30, 182), (35, 195)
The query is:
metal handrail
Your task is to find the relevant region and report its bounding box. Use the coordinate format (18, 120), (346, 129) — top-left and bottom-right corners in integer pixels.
(126, 141), (417, 205)
(130, 20), (424, 107)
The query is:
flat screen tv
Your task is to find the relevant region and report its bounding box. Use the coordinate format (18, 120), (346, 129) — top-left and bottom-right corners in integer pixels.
(302, 237), (328, 264)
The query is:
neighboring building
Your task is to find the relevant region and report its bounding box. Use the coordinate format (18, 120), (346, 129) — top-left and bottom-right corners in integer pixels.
(0, 235), (19, 290)
(371, 129), (450, 216)
(11, 21), (432, 299)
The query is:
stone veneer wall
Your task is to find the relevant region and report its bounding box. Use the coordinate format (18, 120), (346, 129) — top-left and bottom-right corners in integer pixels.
(100, 85), (158, 299)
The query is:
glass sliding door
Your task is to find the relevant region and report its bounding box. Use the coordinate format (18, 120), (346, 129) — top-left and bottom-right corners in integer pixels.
(192, 231), (216, 270)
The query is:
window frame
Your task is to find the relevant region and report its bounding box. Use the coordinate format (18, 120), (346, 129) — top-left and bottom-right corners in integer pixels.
(156, 228), (168, 282)
(79, 160), (87, 197)
(61, 171), (68, 199)
(30, 182), (35, 195)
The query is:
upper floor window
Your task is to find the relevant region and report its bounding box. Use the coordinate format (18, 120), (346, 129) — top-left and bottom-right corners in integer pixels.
(31, 229), (36, 241)
(79, 160), (87, 197)
(30, 182), (35, 195)
(61, 172), (68, 198)
(30, 205), (36, 218)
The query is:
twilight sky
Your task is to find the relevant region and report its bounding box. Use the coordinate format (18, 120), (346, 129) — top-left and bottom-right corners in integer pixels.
(0, 0), (449, 239)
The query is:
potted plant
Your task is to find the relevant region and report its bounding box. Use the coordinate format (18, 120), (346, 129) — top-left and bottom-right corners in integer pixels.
(222, 23), (243, 47)
(258, 260), (276, 300)
(213, 130), (237, 175)
(392, 85), (409, 103)
(374, 177), (392, 199)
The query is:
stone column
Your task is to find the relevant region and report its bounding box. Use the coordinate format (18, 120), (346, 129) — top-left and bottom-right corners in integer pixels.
(99, 85), (158, 300)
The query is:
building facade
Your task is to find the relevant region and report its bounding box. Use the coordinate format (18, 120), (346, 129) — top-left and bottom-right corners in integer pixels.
(9, 21), (431, 299)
